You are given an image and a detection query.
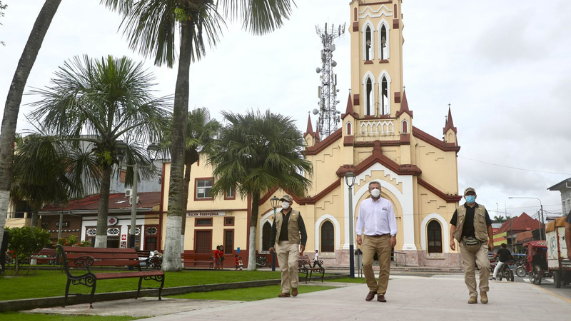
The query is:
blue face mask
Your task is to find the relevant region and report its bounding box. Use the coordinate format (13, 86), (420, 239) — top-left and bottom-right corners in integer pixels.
(465, 195), (476, 204)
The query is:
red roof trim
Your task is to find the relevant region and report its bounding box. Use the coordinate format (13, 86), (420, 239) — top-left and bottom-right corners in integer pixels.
(304, 128), (343, 156)
(417, 178), (462, 203)
(413, 126), (460, 152)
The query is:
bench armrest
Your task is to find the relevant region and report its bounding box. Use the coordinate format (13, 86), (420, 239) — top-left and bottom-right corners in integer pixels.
(73, 256), (95, 273)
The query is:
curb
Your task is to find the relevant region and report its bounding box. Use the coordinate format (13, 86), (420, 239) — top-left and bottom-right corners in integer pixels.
(0, 275), (346, 312)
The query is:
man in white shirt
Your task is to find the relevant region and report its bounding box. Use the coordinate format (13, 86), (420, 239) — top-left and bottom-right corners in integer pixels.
(356, 181), (397, 303)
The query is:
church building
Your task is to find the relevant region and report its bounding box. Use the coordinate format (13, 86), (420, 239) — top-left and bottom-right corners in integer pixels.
(161, 0), (463, 268)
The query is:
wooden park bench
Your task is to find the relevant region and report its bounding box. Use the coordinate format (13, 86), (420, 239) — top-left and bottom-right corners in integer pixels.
(181, 253), (214, 269)
(57, 245), (164, 308)
(31, 248), (57, 265)
(298, 254), (325, 283)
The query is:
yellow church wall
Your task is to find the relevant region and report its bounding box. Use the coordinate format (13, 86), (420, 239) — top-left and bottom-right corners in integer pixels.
(305, 143), (344, 196)
(412, 137), (459, 194)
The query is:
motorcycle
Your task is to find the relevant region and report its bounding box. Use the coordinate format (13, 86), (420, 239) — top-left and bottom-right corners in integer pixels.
(256, 255), (271, 268)
(146, 250), (162, 270)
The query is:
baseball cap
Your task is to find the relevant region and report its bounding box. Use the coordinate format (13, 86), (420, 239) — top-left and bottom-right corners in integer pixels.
(280, 195), (293, 203)
(464, 187), (476, 195)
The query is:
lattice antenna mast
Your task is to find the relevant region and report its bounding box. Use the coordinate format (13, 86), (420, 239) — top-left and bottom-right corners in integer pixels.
(313, 22), (345, 138)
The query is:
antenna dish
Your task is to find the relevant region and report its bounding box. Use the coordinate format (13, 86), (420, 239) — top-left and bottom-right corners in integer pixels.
(312, 109), (319, 115)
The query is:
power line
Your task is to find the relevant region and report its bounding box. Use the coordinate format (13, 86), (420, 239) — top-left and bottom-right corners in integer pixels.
(459, 156), (571, 175)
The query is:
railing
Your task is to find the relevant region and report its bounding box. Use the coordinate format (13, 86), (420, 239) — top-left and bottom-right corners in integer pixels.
(359, 119), (395, 135)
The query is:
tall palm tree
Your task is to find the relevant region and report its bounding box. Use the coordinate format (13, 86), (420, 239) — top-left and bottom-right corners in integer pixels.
(160, 107), (221, 250)
(210, 110), (312, 270)
(102, 0), (297, 271)
(27, 55), (171, 247)
(10, 134), (81, 227)
(0, 0), (62, 255)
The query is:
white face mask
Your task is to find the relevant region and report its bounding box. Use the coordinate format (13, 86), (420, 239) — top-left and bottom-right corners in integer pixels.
(282, 202), (290, 209)
(370, 188), (381, 198)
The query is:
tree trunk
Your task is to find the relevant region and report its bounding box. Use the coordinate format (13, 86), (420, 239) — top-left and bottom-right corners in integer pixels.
(162, 19), (192, 272)
(0, 0), (62, 255)
(31, 208), (39, 228)
(180, 151), (192, 252)
(94, 166), (113, 248)
(247, 190), (261, 271)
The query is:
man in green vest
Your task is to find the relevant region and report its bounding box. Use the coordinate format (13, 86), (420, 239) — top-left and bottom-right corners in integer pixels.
(449, 187), (494, 304)
(269, 194), (307, 298)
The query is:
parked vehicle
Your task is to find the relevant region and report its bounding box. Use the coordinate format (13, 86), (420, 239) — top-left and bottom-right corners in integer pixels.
(522, 240), (550, 285)
(256, 255), (271, 268)
(546, 217), (571, 288)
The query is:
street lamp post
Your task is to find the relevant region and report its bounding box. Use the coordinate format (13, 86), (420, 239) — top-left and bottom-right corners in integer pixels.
(508, 196), (544, 240)
(345, 171), (356, 278)
(117, 142), (161, 250)
(270, 196), (280, 272)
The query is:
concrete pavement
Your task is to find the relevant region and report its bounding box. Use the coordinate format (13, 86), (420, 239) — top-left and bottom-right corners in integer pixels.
(25, 274), (571, 320)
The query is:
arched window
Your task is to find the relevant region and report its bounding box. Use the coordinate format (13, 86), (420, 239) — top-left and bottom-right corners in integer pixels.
(321, 221), (334, 252)
(380, 24), (388, 59)
(346, 122), (352, 135)
(366, 78), (373, 116)
(365, 26), (372, 60)
(401, 120), (408, 134)
(262, 222), (272, 251)
(381, 75), (389, 115)
(427, 220), (442, 253)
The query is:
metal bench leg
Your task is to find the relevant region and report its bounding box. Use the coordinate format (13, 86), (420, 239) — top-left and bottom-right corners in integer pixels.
(63, 279), (71, 307)
(309, 269), (313, 282)
(159, 275), (165, 300)
(137, 277), (143, 299)
(321, 269), (325, 282)
(89, 280), (97, 309)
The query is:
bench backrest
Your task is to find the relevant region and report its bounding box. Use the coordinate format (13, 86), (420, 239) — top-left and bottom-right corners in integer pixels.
(59, 245), (140, 268)
(298, 255), (311, 266)
(181, 253), (213, 260)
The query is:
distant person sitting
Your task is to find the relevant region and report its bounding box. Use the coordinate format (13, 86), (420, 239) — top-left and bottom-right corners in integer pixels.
(491, 243), (512, 280)
(238, 257), (244, 270)
(532, 248), (547, 271)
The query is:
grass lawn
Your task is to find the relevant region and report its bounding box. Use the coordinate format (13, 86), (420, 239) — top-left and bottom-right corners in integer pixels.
(169, 284), (336, 301)
(0, 312), (138, 321)
(0, 269), (283, 301)
(328, 277), (367, 283)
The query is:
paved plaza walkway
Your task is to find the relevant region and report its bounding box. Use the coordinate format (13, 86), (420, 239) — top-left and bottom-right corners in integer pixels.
(26, 274), (571, 320)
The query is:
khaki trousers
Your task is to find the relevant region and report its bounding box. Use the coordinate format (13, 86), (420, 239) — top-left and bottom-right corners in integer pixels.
(459, 240), (490, 298)
(277, 241), (299, 293)
(361, 235), (391, 295)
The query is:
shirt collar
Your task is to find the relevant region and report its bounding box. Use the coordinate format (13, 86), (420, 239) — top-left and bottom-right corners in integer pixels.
(464, 202), (479, 208)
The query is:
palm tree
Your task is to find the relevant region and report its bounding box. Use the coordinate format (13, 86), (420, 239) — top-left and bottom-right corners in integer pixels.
(209, 110), (312, 270)
(10, 134), (81, 227)
(0, 0), (62, 256)
(27, 55), (171, 248)
(160, 108), (221, 250)
(493, 215), (507, 224)
(102, 0), (297, 271)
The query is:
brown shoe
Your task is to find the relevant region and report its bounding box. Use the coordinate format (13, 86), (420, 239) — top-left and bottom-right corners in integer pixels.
(291, 288), (298, 297)
(365, 291), (376, 301)
(468, 297), (477, 304)
(278, 292), (290, 298)
(377, 294), (386, 302)
(480, 292), (488, 304)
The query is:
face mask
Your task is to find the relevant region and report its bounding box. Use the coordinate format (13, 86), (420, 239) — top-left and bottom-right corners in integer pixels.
(465, 195), (476, 204)
(282, 202), (290, 209)
(370, 188), (381, 198)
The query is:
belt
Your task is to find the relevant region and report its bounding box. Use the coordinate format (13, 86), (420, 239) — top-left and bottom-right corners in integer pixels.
(367, 234), (389, 238)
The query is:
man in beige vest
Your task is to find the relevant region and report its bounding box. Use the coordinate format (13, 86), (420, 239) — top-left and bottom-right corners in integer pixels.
(269, 195), (307, 297)
(450, 187), (494, 304)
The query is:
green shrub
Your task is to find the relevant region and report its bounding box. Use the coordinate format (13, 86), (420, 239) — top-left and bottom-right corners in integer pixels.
(6, 226), (51, 274)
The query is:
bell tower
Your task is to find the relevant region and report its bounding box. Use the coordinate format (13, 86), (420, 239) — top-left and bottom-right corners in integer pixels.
(349, 0), (404, 118)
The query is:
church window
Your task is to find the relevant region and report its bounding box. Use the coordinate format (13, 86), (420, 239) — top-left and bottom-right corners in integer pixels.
(366, 78), (373, 116)
(427, 220), (442, 253)
(401, 120), (408, 134)
(381, 75), (389, 115)
(346, 122), (352, 135)
(365, 26), (373, 60)
(262, 222), (271, 251)
(321, 221), (334, 252)
(380, 24), (388, 59)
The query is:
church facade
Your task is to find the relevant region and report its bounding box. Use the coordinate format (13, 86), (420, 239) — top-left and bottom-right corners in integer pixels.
(160, 0), (463, 268)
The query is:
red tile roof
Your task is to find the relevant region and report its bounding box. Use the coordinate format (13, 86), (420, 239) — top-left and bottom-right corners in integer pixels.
(41, 192), (161, 212)
(496, 213), (543, 234)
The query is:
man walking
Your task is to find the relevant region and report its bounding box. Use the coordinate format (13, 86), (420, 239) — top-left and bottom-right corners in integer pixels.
(269, 195), (307, 298)
(356, 181), (397, 303)
(450, 187), (494, 304)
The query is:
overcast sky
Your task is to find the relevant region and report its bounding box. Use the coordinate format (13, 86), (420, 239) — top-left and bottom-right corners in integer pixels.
(1, 0), (570, 220)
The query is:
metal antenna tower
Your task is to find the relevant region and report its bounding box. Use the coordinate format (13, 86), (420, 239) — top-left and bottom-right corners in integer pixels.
(313, 22), (345, 138)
